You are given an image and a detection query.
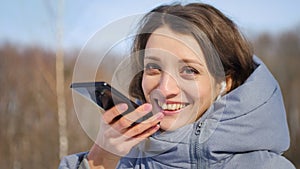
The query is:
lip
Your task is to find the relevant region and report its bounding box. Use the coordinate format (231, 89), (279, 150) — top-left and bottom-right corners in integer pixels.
(155, 99), (189, 116)
(161, 109), (182, 115)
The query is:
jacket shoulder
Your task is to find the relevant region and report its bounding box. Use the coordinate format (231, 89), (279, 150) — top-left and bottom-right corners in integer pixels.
(58, 152), (88, 169)
(224, 151), (296, 169)
(262, 154), (296, 169)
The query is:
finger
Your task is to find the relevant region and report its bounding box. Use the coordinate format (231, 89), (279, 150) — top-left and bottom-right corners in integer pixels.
(111, 103), (153, 132)
(107, 124), (161, 156)
(102, 103), (128, 124)
(124, 112), (164, 138)
(105, 111), (163, 139)
(122, 103), (152, 125)
(132, 123), (161, 140)
(123, 124), (161, 148)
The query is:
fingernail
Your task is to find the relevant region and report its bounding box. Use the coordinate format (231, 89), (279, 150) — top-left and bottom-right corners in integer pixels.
(117, 103), (128, 112)
(153, 124), (160, 130)
(155, 112), (164, 119)
(143, 103), (152, 112)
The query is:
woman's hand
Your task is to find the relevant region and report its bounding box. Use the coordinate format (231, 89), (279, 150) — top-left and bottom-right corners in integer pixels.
(99, 103), (164, 155)
(87, 103), (164, 168)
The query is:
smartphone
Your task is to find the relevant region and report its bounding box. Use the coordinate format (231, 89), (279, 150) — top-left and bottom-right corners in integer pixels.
(70, 81), (139, 113)
(70, 81), (152, 123)
(71, 81), (153, 124)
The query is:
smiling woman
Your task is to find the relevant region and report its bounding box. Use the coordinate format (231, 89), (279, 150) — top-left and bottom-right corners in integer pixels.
(141, 26), (219, 131)
(59, 2), (295, 169)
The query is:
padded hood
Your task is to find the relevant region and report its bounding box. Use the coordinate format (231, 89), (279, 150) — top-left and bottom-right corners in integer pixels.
(118, 56), (292, 168)
(197, 56), (290, 162)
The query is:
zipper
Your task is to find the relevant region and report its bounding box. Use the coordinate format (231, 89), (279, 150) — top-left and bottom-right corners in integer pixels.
(195, 122), (203, 135)
(194, 121), (205, 169)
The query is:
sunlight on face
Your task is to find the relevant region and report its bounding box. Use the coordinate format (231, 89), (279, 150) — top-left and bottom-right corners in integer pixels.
(142, 26), (218, 131)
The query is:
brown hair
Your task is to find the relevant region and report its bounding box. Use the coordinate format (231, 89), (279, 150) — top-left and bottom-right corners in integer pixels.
(129, 2), (254, 102)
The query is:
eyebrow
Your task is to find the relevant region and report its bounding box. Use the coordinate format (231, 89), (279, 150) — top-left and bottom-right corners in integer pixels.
(144, 55), (161, 61)
(144, 55), (205, 67)
(179, 58), (205, 67)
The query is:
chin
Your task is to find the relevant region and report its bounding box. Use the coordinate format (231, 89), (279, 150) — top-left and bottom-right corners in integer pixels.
(159, 118), (187, 131)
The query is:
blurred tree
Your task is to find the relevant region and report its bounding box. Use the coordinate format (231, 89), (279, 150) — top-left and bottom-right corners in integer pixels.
(56, 0), (68, 159)
(0, 26), (299, 168)
(253, 30), (300, 167)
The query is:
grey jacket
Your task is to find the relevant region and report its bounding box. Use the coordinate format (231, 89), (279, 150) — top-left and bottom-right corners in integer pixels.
(59, 56), (295, 169)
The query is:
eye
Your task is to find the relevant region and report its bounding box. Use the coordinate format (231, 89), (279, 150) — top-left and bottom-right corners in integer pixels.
(180, 66), (199, 77)
(144, 63), (161, 75)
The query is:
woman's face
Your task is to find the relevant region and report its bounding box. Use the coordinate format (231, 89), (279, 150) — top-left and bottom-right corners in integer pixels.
(142, 26), (219, 131)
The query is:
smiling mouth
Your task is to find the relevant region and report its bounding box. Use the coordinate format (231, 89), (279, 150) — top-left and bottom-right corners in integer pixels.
(156, 99), (189, 111)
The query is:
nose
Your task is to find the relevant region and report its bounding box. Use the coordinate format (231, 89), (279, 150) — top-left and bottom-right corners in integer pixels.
(158, 72), (180, 98)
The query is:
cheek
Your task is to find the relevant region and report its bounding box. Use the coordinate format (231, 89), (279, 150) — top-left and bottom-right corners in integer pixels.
(182, 81), (210, 100)
(141, 75), (159, 101)
(187, 80), (215, 108)
(199, 78), (215, 98)
(185, 86), (209, 102)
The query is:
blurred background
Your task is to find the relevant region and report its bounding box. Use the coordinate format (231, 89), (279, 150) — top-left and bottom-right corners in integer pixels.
(0, 0), (299, 168)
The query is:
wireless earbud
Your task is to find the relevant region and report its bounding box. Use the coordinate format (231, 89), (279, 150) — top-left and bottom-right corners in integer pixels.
(220, 81), (227, 94)
(217, 81), (227, 100)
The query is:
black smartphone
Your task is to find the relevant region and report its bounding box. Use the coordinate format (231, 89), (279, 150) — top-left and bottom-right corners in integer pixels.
(71, 81), (153, 124)
(70, 81), (139, 114)
(70, 81), (152, 123)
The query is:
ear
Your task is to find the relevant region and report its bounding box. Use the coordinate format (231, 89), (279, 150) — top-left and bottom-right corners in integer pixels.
(225, 76), (233, 93)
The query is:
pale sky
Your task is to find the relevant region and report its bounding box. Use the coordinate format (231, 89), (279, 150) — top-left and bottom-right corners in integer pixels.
(1, 0), (299, 50)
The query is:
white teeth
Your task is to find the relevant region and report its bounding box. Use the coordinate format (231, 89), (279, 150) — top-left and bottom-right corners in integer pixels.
(162, 103), (168, 110)
(157, 101), (187, 110)
(158, 101), (163, 107)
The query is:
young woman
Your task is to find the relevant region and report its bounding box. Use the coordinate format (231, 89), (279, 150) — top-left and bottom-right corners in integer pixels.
(59, 2), (295, 169)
